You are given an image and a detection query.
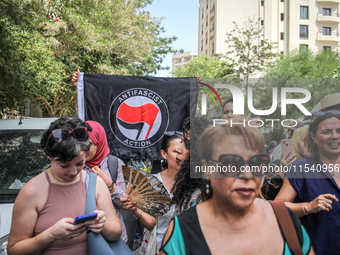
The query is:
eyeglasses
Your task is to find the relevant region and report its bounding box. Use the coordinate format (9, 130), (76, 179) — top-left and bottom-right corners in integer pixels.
(208, 153), (270, 177)
(312, 110), (340, 117)
(164, 131), (183, 137)
(48, 127), (88, 143)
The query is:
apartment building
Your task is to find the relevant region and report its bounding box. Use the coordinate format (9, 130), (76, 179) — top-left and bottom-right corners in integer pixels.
(171, 51), (198, 77)
(199, 0), (340, 57)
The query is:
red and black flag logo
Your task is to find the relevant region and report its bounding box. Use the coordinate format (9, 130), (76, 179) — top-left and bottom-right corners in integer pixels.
(77, 74), (198, 160)
(110, 89), (169, 148)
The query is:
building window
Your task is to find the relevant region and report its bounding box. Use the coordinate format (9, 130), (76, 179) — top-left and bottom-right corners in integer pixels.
(300, 44), (308, 50)
(206, 1), (208, 9)
(281, 13), (284, 21)
(206, 15), (208, 27)
(280, 32), (284, 40)
(261, 0), (264, 6)
(323, 8), (331, 16)
(300, 6), (309, 19)
(205, 50), (207, 55)
(300, 25), (308, 38)
(280, 51), (284, 54)
(323, 46), (331, 51)
(201, 40), (203, 52)
(212, 42), (214, 54)
(206, 32), (208, 44)
(202, 8), (204, 19)
(261, 20), (264, 26)
(281, 0), (284, 2)
(323, 27), (331, 35)
(202, 24), (203, 35)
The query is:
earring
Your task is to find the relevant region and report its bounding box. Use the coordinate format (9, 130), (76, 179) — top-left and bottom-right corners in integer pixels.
(206, 183), (210, 195)
(46, 157), (51, 164)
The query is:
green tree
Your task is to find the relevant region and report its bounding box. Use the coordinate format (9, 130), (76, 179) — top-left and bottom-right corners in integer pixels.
(0, 0), (178, 117)
(263, 49), (340, 78)
(250, 49), (340, 143)
(172, 55), (234, 78)
(223, 17), (277, 86)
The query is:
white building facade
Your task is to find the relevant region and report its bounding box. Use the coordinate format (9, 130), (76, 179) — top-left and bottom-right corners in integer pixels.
(198, 0), (340, 57)
(171, 51), (198, 77)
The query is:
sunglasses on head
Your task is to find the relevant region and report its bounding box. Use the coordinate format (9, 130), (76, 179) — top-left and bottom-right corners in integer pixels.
(164, 131), (183, 137)
(208, 153), (270, 177)
(312, 110), (340, 117)
(48, 127), (88, 143)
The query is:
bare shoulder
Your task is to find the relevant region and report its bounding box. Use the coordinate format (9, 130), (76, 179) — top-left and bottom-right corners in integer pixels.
(254, 198), (273, 210)
(14, 171), (48, 210)
(19, 171), (48, 199)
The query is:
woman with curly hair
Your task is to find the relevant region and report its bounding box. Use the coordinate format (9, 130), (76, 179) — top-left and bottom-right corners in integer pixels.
(171, 117), (212, 214)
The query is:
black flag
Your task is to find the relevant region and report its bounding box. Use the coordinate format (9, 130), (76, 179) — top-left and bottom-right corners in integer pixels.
(77, 73), (198, 160)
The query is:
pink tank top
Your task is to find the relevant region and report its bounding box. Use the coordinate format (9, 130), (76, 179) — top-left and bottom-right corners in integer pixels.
(34, 171), (87, 255)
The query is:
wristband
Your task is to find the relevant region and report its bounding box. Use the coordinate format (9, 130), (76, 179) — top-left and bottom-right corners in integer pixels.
(35, 236), (41, 245)
(302, 202), (308, 216)
(137, 210), (143, 220)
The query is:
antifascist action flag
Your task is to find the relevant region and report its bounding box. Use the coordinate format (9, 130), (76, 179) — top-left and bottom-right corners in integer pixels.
(77, 73), (198, 160)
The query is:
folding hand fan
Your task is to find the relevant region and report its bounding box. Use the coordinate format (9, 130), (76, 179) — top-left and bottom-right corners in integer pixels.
(122, 166), (171, 218)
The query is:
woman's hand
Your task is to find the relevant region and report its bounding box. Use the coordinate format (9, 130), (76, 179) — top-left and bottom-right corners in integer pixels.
(71, 69), (80, 86)
(120, 194), (137, 211)
(281, 152), (297, 167)
(85, 210), (107, 233)
(49, 218), (87, 241)
(194, 74), (204, 88)
(91, 166), (113, 186)
(305, 194), (338, 214)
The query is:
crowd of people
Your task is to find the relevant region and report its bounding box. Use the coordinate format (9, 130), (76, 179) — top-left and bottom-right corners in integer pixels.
(6, 71), (340, 255)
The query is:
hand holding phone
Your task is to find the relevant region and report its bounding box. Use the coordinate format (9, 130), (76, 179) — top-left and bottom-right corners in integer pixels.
(281, 139), (294, 158)
(73, 213), (98, 225)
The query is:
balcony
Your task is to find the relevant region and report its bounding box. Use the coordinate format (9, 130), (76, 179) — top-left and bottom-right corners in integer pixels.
(317, 0), (340, 3)
(210, 7), (215, 20)
(317, 12), (340, 23)
(317, 31), (340, 42)
(210, 27), (215, 39)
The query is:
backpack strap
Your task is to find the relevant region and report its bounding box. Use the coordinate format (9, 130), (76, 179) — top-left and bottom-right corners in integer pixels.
(85, 172), (97, 214)
(107, 155), (119, 183)
(270, 200), (302, 255)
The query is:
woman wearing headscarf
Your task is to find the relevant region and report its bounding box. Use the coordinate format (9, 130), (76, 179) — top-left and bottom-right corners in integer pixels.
(83, 120), (128, 243)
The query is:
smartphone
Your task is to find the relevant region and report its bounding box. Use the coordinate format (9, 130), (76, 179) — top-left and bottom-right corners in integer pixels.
(281, 139), (294, 158)
(73, 213), (98, 225)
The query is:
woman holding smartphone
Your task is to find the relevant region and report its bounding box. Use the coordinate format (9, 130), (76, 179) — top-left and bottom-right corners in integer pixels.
(276, 112), (340, 255)
(7, 117), (121, 255)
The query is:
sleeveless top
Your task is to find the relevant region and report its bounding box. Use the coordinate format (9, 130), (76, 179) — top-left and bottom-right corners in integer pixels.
(160, 206), (311, 255)
(155, 172), (176, 249)
(34, 171), (87, 255)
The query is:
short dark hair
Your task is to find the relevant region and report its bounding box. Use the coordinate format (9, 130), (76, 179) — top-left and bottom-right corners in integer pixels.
(41, 117), (91, 162)
(222, 98), (233, 113)
(252, 114), (261, 118)
(161, 133), (182, 152)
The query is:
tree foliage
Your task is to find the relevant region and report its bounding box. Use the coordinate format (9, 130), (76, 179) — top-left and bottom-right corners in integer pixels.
(263, 49), (340, 78)
(223, 17), (277, 83)
(249, 49), (340, 142)
(0, 0), (178, 117)
(172, 56), (234, 78)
